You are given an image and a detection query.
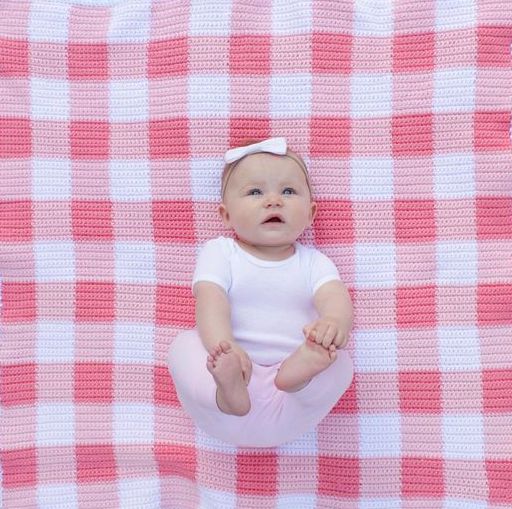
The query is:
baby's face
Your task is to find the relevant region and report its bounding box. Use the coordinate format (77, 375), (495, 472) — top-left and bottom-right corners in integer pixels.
(219, 153), (316, 249)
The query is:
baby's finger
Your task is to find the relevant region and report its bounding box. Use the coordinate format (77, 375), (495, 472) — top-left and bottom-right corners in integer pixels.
(321, 326), (337, 348)
(334, 331), (348, 349)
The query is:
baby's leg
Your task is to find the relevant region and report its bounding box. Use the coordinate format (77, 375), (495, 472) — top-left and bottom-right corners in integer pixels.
(274, 339), (337, 392)
(206, 341), (250, 416)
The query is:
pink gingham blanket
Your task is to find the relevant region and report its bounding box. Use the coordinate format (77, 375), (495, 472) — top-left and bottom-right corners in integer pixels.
(1, 1), (511, 507)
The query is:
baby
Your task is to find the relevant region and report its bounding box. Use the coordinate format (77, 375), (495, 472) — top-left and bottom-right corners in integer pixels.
(168, 137), (353, 447)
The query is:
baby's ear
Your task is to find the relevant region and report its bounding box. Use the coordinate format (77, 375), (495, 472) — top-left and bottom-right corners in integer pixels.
(218, 203), (231, 227)
(309, 201), (317, 224)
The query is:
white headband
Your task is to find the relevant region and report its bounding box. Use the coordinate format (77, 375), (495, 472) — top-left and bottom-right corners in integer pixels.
(222, 137), (311, 198)
(224, 137), (287, 164)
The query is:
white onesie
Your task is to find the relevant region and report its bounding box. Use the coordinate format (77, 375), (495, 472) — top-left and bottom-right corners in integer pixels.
(192, 236), (340, 365)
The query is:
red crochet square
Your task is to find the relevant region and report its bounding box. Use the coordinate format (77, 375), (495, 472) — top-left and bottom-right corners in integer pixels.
(310, 117), (351, 156)
(0, 118), (31, 157)
(0, 447), (37, 487)
(478, 284), (512, 325)
(474, 112), (512, 151)
(312, 33), (352, 73)
(482, 369), (512, 412)
(486, 460), (512, 504)
(74, 362), (114, 403)
(152, 200), (196, 244)
(230, 36), (271, 75)
(155, 444), (197, 479)
(396, 285), (437, 328)
(68, 43), (109, 80)
(75, 282), (115, 322)
(1, 282), (36, 323)
(0, 363), (36, 407)
(401, 457), (444, 496)
(394, 199), (436, 243)
(72, 200), (113, 240)
(236, 452), (278, 495)
(393, 32), (435, 72)
(318, 456), (360, 496)
(149, 119), (189, 158)
(230, 118), (271, 146)
(0, 200), (33, 241)
(148, 37), (188, 77)
(155, 284), (195, 326)
(477, 26), (512, 67)
(0, 39), (29, 77)
(399, 371), (442, 414)
(76, 445), (117, 482)
(70, 121), (110, 160)
(313, 199), (354, 245)
(476, 198), (512, 239)
(392, 113), (434, 156)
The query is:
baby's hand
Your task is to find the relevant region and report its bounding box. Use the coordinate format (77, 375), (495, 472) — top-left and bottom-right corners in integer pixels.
(303, 316), (350, 350)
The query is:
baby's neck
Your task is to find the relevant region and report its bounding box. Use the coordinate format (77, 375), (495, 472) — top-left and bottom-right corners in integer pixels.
(235, 239), (295, 261)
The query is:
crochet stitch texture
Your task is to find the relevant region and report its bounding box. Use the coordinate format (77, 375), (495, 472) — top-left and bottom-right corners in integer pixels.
(0, 1), (511, 507)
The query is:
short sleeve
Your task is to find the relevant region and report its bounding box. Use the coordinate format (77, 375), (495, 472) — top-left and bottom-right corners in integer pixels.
(310, 249), (341, 295)
(192, 237), (232, 296)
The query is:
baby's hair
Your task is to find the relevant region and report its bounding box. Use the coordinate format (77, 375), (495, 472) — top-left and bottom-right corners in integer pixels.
(221, 139), (310, 199)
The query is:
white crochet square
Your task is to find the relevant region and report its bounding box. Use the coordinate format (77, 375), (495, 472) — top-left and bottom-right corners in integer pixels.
(29, 1), (70, 42)
(272, 0), (312, 35)
(276, 495), (318, 509)
(277, 429), (318, 455)
(108, 0), (151, 42)
(38, 484), (78, 509)
(354, 329), (398, 373)
(31, 78), (69, 120)
(118, 478), (161, 509)
(433, 153), (475, 199)
(360, 499), (401, 509)
(114, 323), (155, 364)
(350, 157), (394, 201)
(190, 158), (222, 202)
(443, 499), (487, 509)
(33, 158), (72, 200)
(37, 404), (75, 446)
(443, 414), (484, 460)
(114, 404), (154, 443)
(353, 1), (394, 36)
(355, 242), (396, 289)
(195, 425), (238, 453)
(35, 241), (75, 282)
(433, 68), (475, 113)
(359, 413), (401, 457)
(188, 75), (230, 117)
(351, 73), (392, 118)
(271, 74), (311, 117)
(199, 488), (236, 509)
(189, 0), (232, 36)
(109, 79), (149, 122)
(435, 0), (476, 31)
(438, 326), (481, 372)
(37, 322), (75, 363)
(436, 241), (478, 286)
(110, 160), (151, 201)
(114, 242), (156, 283)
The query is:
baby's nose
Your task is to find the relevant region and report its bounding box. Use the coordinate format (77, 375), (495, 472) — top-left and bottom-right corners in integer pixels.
(265, 193), (283, 206)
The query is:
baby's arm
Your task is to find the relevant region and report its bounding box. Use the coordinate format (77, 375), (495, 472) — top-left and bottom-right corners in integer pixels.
(194, 281), (235, 351)
(195, 281), (253, 383)
(303, 280), (353, 349)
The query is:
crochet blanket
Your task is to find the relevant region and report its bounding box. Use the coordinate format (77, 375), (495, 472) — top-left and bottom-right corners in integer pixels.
(1, 1), (511, 507)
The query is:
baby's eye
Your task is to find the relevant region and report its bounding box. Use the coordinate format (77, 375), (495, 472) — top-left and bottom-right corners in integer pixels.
(247, 188), (262, 196)
(282, 188), (296, 195)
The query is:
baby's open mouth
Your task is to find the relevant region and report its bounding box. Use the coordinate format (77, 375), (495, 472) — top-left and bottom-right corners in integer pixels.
(263, 216), (284, 223)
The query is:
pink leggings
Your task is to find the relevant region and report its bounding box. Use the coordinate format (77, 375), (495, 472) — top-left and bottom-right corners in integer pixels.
(167, 330), (353, 447)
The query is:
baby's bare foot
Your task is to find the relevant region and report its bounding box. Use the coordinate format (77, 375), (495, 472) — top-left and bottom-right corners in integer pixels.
(274, 339), (337, 392)
(206, 341), (251, 416)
